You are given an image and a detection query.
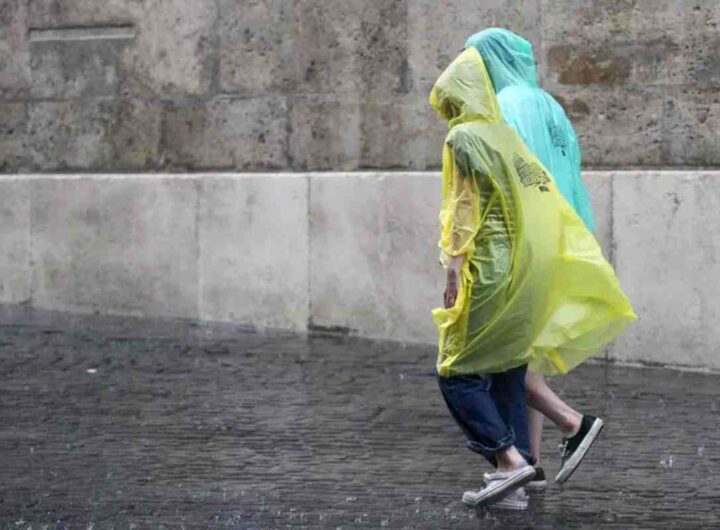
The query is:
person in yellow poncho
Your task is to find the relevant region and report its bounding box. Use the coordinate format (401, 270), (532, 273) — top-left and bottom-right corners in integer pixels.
(465, 28), (613, 489)
(430, 47), (636, 510)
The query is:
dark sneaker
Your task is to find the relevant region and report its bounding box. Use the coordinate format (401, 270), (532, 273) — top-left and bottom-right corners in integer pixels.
(462, 465), (535, 508)
(525, 466), (547, 492)
(554, 415), (604, 485)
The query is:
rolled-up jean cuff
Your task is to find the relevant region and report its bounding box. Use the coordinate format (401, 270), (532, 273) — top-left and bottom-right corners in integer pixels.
(465, 429), (516, 459)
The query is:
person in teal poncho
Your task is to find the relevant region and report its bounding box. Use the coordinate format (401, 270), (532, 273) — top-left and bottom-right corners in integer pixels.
(465, 28), (604, 487)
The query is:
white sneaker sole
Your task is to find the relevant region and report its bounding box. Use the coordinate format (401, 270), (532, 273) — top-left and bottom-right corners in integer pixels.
(554, 418), (604, 485)
(491, 497), (529, 511)
(524, 479), (546, 492)
(462, 466), (535, 508)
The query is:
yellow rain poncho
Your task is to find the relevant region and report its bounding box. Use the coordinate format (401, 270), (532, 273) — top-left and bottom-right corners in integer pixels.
(430, 48), (636, 377)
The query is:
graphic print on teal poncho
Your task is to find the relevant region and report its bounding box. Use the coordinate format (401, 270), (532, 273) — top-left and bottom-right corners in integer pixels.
(465, 28), (595, 232)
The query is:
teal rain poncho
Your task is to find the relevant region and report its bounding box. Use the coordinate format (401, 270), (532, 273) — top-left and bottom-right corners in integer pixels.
(465, 28), (595, 232)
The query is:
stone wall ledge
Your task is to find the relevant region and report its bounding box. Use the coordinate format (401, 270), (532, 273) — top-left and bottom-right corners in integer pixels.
(1, 171), (718, 370)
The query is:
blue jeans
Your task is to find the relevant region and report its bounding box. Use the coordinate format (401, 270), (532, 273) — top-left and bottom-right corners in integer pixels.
(437, 365), (535, 466)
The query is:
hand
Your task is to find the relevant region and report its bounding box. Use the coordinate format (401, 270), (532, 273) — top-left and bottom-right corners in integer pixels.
(444, 267), (459, 309)
(443, 255), (465, 309)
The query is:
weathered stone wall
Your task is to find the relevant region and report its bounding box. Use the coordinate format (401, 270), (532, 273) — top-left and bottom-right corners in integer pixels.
(1, 1), (719, 172)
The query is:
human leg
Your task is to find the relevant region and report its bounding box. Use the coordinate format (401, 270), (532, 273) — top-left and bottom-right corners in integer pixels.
(490, 364), (535, 466)
(491, 366), (551, 492)
(437, 373), (535, 507)
(437, 373), (521, 465)
(524, 371), (605, 485)
(527, 406), (544, 464)
(525, 406), (547, 491)
(525, 370), (581, 437)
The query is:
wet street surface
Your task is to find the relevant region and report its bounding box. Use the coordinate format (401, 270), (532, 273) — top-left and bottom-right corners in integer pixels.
(1, 310), (719, 529)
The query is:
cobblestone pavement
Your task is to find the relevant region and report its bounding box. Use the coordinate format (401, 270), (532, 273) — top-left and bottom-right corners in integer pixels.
(1, 311), (719, 529)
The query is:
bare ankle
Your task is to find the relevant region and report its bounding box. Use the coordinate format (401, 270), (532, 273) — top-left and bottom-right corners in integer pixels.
(496, 447), (528, 472)
(563, 412), (583, 437)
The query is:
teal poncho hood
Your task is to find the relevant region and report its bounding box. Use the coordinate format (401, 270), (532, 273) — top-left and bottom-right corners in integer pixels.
(465, 28), (596, 232)
(465, 28), (539, 91)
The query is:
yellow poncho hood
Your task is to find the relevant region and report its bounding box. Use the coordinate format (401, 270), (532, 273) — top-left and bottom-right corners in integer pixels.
(430, 47), (502, 127)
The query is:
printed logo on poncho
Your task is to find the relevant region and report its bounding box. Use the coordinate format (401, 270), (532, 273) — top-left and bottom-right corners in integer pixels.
(512, 153), (550, 192)
(546, 114), (568, 156)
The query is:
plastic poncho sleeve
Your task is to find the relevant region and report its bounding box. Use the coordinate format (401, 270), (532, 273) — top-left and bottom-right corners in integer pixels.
(433, 136), (494, 355)
(438, 143), (481, 260)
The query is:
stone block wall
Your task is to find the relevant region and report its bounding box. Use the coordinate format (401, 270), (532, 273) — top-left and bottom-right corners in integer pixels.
(1, 1), (719, 172)
(2, 171), (719, 371)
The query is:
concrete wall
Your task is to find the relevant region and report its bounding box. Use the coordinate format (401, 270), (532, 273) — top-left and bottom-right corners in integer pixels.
(2, 1), (719, 173)
(1, 171), (718, 371)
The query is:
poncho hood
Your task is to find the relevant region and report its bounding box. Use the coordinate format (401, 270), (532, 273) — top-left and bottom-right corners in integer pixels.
(465, 28), (539, 91)
(429, 47), (503, 128)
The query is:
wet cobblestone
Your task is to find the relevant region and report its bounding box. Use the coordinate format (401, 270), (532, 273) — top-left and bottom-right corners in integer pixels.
(1, 312), (719, 529)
